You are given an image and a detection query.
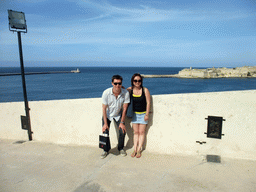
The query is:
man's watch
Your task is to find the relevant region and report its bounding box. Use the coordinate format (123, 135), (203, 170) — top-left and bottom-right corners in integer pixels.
(120, 121), (125, 125)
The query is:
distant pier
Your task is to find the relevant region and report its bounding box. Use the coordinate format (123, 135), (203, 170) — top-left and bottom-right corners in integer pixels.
(0, 68), (80, 76)
(142, 74), (179, 78)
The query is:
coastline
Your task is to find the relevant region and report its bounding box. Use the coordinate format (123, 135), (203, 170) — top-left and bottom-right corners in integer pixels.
(142, 66), (256, 79)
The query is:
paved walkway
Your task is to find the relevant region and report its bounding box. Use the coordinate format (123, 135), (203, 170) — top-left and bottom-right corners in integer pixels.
(1, 139), (255, 192)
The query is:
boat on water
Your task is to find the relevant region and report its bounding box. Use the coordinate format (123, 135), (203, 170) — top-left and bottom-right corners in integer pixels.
(71, 68), (80, 73)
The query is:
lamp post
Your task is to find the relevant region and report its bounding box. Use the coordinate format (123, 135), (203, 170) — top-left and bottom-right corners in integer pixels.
(8, 10), (33, 141)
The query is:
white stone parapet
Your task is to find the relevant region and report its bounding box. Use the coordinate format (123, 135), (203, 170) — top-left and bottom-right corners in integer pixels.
(1, 90), (256, 160)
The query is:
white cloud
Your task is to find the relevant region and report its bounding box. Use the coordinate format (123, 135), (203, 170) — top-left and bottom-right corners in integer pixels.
(75, 0), (251, 23)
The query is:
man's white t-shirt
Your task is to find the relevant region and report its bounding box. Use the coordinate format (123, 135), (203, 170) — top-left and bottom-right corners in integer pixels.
(102, 87), (130, 121)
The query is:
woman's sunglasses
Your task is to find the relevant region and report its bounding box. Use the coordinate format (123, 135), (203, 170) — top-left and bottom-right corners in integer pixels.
(133, 80), (142, 83)
(114, 82), (122, 85)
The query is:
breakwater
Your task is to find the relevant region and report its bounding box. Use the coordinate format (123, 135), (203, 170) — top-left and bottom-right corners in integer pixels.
(0, 68), (80, 76)
(142, 74), (179, 78)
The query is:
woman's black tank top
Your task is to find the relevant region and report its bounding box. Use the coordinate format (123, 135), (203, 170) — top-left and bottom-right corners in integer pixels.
(132, 88), (147, 112)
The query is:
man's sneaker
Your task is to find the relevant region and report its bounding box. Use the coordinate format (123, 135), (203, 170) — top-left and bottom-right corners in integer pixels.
(120, 149), (127, 157)
(100, 151), (108, 159)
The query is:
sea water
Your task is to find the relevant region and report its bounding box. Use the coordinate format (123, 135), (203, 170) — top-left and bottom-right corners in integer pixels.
(0, 67), (255, 103)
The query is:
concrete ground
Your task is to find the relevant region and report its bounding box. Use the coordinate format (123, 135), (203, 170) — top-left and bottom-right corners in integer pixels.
(0, 139), (255, 192)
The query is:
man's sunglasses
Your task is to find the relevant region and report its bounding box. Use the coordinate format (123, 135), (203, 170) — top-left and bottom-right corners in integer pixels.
(133, 80), (142, 83)
(114, 82), (122, 85)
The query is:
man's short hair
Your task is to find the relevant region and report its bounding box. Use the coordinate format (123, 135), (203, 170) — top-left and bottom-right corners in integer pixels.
(112, 75), (123, 82)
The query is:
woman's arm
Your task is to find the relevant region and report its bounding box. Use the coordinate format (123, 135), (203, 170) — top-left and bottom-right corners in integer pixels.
(127, 86), (132, 93)
(144, 87), (151, 121)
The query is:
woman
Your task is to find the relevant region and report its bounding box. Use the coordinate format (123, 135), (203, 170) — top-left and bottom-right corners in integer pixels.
(127, 73), (151, 158)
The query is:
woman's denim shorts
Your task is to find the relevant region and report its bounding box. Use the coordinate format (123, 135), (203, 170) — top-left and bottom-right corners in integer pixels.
(131, 113), (148, 124)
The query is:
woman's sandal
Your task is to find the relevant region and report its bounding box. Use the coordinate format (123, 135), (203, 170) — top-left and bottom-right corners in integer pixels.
(131, 151), (137, 158)
(136, 151), (141, 158)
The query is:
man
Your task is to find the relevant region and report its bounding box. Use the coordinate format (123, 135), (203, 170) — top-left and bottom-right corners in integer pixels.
(101, 75), (130, 159)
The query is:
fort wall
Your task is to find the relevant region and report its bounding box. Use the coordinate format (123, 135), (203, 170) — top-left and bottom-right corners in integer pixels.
(178, 66), (256, 78)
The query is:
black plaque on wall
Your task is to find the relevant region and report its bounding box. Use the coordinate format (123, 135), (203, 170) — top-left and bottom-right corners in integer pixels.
(206, 116), (225, 139)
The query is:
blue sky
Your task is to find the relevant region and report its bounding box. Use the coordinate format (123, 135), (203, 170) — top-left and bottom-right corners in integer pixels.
(0, 0), (255, 67)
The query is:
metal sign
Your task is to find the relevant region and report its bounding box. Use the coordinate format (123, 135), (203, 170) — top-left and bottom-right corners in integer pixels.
(21, 115), (29, 130)
(205, 116), (225, 139)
